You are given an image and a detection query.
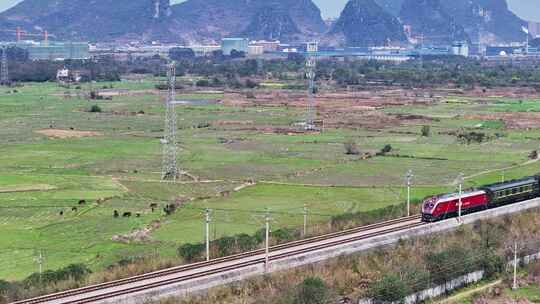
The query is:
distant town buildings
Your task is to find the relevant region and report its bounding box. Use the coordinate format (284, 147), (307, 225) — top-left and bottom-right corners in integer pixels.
(190, 45), (220, 57)
(221, 38), (249, 56)
(451, 42), (469, 57)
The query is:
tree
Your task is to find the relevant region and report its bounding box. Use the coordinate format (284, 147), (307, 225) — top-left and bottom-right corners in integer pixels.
(89, 105), (102, 113)
(293, 277), (332, 304)
(169, 47), (195, 60)
(421, 125), (431, 137)
(381, 144), (392, 154)
(230, 50), (246, 59)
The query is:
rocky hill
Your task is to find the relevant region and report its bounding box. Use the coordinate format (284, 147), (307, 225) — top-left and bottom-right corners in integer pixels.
(0, 0), (174, 41)
(439, 0), (526, 44)
(327, 0), (407, 47)
(399, 0), (469, 44)
(376, 0), (526, 44)
(240, 8), (301, 41)
(0, 0), (326, 43)
(171, 0), (326, 43)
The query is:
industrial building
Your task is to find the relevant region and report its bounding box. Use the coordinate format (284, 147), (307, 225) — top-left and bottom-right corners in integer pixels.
(0, 41), (90, 60)
(26, 42), (90, 60)
(221, 38), (249, 56)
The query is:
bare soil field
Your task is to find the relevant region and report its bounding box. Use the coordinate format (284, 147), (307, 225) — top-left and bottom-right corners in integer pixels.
(35, 129), (104, 139)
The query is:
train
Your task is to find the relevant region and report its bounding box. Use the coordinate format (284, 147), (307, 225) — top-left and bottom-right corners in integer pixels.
(421, 174), (540, 222)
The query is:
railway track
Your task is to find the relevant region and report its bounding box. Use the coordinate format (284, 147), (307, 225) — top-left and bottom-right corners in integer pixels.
(13, 215), (423, 304)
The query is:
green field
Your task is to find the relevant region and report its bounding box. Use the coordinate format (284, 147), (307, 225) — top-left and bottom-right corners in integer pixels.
(2, 80), (540, 280)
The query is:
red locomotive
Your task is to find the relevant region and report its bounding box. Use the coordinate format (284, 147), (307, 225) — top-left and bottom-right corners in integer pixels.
(421, 175), (540, 222)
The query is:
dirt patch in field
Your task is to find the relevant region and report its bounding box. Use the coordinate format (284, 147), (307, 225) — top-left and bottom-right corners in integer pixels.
(0, 184), (57, 193)
(35, 129), (103, 139)
(465, 113), (540, 129)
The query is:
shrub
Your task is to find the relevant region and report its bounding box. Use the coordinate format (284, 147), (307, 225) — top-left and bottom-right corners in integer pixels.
(293, 277), (332, 304)
(214, 236), (236, 257)
(22, 264), (91, 288)
(177, 243), (205, 262)
(89, 105), (102, 113)
(529, 150), (538, 160)
(421, 125), (431, 137)
(344, 140), (360, 155)
(425, 246), (477, 284)
(196, 79), (210, 87)
(481, 251), (505, 279)
(272, 228), (296, 244)
(236, 234), (258, 252)
(370, 274), (411, 303)
(381, 144), (392, 154)
(245, 79), (259, 89)
(457, 131), (489, 144)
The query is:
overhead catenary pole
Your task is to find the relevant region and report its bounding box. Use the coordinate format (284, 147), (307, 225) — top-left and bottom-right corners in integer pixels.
(303, 204), (308, 237)
(34, 250), (43, 281)
(457, 173), (464, 223)
(205, 208), (212, 262)
(406, 170), (413, 217)
(265, 208), (271, 272)
(513, 241), (518, 290)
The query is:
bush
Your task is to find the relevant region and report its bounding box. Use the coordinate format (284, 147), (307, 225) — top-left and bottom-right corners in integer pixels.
(425, 246), (478, 284)
(457, 131), (489, 144)
(196, 79), (210, 87)
(214, 236), (236, 257)
(22, 264), (91, 288)
(370, 274), (411, 303)
(481, 251), (505, 279)
(89, 105), (102, 113)
(245, 79), (259, 89)
(421, 125), (431, 137)
(272, 228), (296, 243)
(177, 243), (205, 262)
(344, 140), (360, 155)
(381, 144), (392, 154)
(236, 234), (258, 252)
(293, 277), (332, 304)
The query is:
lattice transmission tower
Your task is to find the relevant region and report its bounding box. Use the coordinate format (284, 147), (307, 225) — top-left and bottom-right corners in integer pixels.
(1, 46), (10, 86)
(305, 42), (318, 130)
(161, 62), (179, 182)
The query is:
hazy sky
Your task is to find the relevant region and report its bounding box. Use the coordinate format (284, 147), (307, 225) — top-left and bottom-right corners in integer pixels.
(0, 0), (538, 21)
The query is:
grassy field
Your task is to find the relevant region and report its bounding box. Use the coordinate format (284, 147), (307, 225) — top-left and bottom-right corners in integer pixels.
(2, 80), (540, 280)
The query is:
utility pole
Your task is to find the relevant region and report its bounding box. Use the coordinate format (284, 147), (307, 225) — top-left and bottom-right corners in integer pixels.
(501, 171), (505, 183)
(265, 208), (271, 272)
(406, 170), (413, 217)
(513, 241), (518, 290)
(303, 204), (308, 237)
(457, 173), (464, 223)
(34, 250), (43, 281)
(205, 208), (212, 262)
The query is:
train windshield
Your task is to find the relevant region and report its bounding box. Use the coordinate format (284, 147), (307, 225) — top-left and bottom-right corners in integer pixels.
(422, 196), (437, 211)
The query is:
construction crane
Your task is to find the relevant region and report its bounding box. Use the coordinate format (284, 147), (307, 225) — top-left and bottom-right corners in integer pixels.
(0, 27), (55, 43)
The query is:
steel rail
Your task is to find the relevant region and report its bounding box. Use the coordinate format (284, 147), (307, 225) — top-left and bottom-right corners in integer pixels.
(12, 215), (421, 304)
